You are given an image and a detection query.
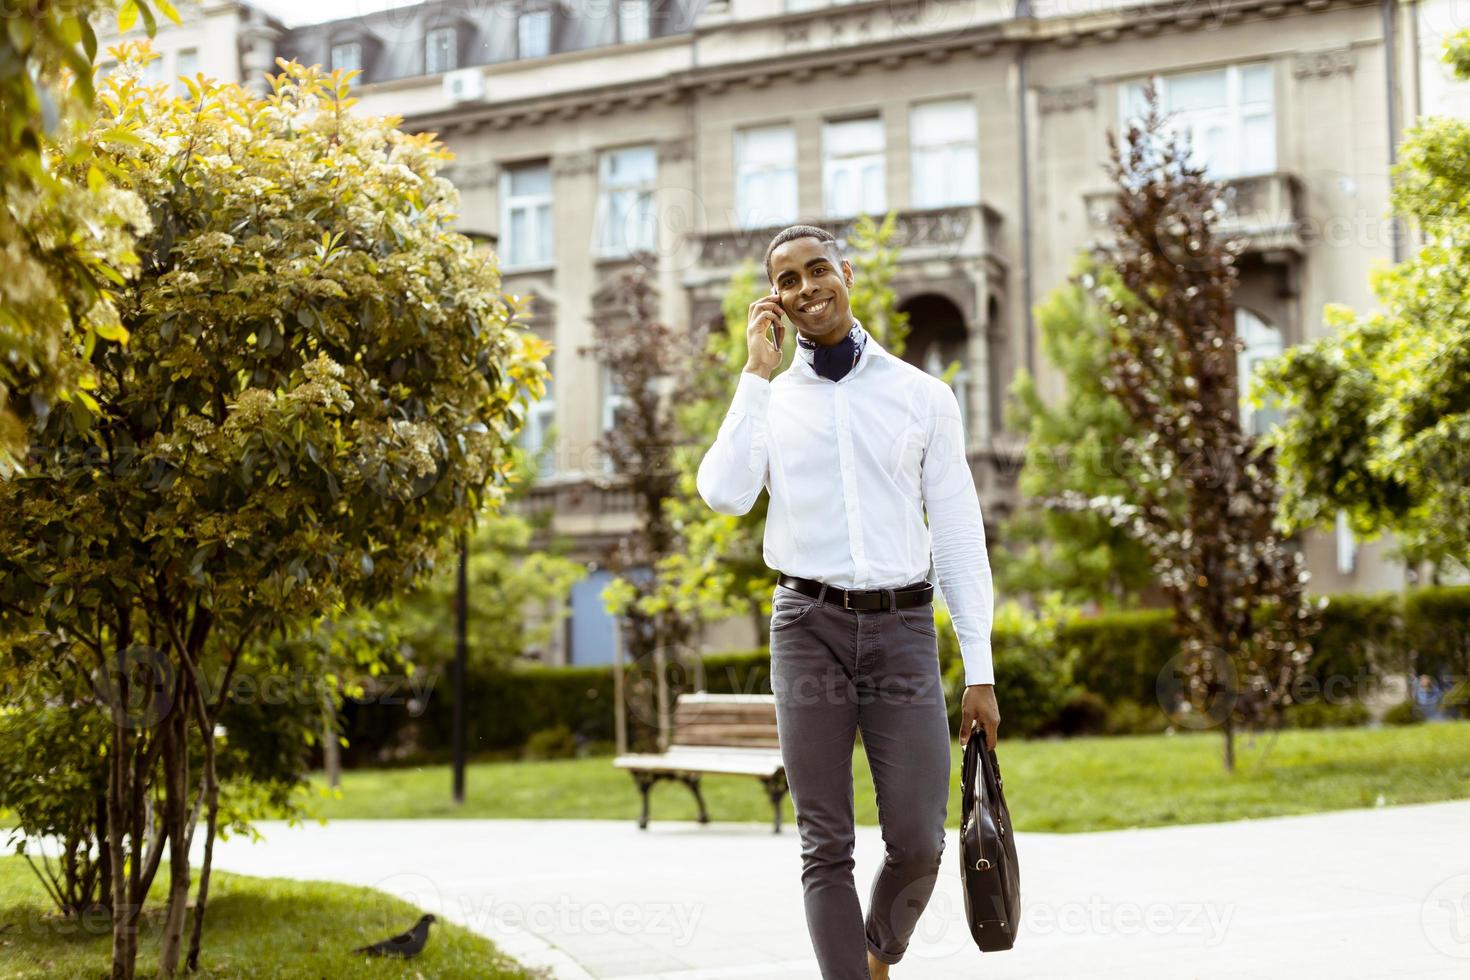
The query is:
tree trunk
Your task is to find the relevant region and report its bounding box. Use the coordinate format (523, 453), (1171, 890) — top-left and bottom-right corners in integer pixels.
(612, 617), (627, 755)
(185, 716), (222, 972)
(322, 688), (341, 789)
(96, 796), (112, 915)
(653, 640), (670, 752)
(157, 705), (192, 977)
(108, 706), (137, 980)
(1221, 713), (1236, 773)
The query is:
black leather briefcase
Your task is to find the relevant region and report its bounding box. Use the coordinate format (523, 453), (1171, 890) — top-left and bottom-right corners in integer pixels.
(959, 733), (1020, 951)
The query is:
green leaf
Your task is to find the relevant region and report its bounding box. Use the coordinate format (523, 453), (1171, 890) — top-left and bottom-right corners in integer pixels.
(137, 1), (157, 37)
(98, 126), (146, 149)
(153, 0), (183, 26)
(94, 321), (129, 343)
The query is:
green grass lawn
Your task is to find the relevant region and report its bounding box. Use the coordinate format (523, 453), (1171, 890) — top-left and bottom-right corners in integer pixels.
(0, 857), (537, 979)
(284, 720), (1470, 833)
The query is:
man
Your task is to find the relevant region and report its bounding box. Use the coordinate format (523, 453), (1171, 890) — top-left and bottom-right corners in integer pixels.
(696, 224), (1000, 979)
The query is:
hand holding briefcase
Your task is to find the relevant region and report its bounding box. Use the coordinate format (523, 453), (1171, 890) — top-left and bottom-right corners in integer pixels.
(959, 728), (1020, 952)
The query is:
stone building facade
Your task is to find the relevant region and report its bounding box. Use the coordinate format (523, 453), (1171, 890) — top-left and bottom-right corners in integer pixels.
(99, 0), (1470, 665)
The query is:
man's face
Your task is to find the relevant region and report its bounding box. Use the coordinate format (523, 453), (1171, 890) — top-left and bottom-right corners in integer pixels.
(769, 238), (853, 342)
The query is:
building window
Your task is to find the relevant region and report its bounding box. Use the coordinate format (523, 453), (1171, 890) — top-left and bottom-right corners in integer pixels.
(600, 364), (631, 476)
(1236, 307), (1284, 436)
(518, 8), (551, 59)
(823, 115), (885, 219)
(1334, 509), (1357, 575)
(521, 350), (556, 478)
(596, 145), (657, 258)
(735, 124), (798, 229)
(911, 99), (979, 209)
(618, 0), (650, 42)
(175, 47), (197, 95)
(501, 161), (554, 269)
(331, 41), (363, 75)
(425, 26), (457, 74)
(141, 51), (167, 85)
(1122, 62), (1274, 179)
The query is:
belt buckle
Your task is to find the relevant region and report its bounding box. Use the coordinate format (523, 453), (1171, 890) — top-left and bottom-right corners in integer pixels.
(842, 589), (854, 610)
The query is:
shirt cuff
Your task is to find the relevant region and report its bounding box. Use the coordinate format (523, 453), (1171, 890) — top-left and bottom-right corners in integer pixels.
(961, 640), (995, 687)
(730, 370), (771, 416)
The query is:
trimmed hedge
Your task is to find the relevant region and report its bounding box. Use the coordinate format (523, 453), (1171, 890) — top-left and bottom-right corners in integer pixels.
(1063, 608), (1174, 706)
(1403, 585), (1470, 681)
(338, 584), (1470, 764)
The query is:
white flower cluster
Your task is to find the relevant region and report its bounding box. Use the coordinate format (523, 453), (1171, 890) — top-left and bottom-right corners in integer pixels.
(287, 353), (354, 414)
(390, 418), (440, 478)
(225, 389), (276, 435)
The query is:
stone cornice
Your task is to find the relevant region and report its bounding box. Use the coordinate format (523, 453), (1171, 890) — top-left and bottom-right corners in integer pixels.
(1021, 0), (1374, 49)
(409, 0), (1376, 134)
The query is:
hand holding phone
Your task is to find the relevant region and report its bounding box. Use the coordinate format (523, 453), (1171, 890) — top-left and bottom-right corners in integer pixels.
(744, 289), (786, 378)
(768, 285), (787, 349)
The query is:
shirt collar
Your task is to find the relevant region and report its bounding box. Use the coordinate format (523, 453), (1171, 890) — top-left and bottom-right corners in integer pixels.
(791, 317), (881, 383)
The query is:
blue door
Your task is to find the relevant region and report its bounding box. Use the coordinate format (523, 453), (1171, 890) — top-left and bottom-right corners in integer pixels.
(567, 566), (652, 666)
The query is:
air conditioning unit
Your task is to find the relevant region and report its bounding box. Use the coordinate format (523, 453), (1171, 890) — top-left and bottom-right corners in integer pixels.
(443, 68), (485, 103)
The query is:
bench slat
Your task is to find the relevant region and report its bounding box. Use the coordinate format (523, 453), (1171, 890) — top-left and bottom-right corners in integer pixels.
(673, 728), (779, 739)
(674, 734), (779, 749)
(615, 693), (783, 768)
(613, 754), (782, 776)
(673, 708), (776, 726)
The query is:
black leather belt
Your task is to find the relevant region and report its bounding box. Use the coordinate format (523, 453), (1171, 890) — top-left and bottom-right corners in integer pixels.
(776, 573), (933, 611)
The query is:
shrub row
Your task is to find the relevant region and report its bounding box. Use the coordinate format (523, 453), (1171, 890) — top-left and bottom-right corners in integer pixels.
(337, 584), (1470, 764)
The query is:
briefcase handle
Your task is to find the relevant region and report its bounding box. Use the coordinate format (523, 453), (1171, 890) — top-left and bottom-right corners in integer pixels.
(962, 726), (1006, 817)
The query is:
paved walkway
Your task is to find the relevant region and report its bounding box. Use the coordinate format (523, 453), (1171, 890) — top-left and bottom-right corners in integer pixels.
(181, 799), (1469, 979)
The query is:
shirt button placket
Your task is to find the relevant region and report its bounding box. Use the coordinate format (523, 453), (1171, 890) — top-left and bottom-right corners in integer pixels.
(834, 386), (867, 584)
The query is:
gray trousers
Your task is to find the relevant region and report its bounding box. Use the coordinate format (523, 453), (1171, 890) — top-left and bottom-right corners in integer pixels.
(768, 580), (951, 979)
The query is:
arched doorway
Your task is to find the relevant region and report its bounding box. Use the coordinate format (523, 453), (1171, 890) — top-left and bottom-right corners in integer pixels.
(897, 293), (973, 435)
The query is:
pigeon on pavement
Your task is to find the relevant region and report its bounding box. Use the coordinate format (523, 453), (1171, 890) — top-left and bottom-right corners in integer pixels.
(352, 913), (437, 958)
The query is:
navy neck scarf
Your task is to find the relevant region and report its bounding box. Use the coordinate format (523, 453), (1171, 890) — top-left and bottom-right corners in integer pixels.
(796, 318), (868, 383)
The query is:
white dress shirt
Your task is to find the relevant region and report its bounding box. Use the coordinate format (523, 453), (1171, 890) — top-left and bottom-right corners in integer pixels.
(696, 321), (997, 686)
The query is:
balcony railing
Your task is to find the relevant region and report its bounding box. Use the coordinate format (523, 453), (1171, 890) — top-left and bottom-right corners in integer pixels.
(506, 476), (642, 521)
(1083, 171), (1306, 259)
(687, 203), (1005, 286)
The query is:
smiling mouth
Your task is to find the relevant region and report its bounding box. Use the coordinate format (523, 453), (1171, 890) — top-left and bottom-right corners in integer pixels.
(799, 299), (831, 315)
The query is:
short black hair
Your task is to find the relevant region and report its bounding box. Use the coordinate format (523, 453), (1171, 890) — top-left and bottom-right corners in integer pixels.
(764, 224), (844, 284)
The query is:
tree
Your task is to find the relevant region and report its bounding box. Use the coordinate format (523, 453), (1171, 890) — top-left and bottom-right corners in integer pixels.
(0, 692), (112, 917)
(376, 442), (586, 674)
(0, 51), (546, 979)
(1053, 82), (1322, 771)
(1254, 29), (1470, 582)
(0, 1), (181, 473)
(998, 251), (1157, 609)
(584, 261), (708, 746)
(653, 212), (914, 658)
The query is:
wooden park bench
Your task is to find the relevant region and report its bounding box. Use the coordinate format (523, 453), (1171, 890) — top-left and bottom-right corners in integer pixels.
(613, 692), (789, 833)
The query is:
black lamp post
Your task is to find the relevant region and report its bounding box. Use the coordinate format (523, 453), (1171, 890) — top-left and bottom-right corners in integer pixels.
(452, 528), (468, 804)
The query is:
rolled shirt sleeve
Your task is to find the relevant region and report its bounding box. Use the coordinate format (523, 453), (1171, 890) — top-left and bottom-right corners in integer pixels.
(920, 381), (996, 686)
(696, 371), (772, 517)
